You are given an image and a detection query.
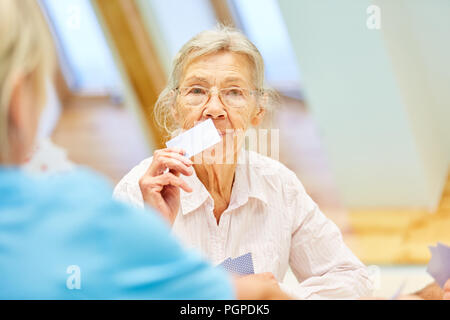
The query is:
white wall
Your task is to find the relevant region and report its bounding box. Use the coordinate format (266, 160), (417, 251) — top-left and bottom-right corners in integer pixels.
(376, 0), (450, 209)
(278, 0), (449, 209)
(398, 0), (450, 157)
(136, 0), (217, 76)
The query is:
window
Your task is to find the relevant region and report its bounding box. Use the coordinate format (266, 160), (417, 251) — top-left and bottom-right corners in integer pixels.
(41, 0), (122, 95)
(229, 0), (302, 98)
(146, 0), (218, 59)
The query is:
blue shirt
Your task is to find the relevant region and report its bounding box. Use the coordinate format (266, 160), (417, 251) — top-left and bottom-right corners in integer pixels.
(0, 167), (234, 299)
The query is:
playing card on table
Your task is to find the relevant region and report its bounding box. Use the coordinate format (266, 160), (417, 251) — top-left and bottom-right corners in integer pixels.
(166, 119), (221, 158)
(426, 242), (450, 288)
(217, 252), (255, 276)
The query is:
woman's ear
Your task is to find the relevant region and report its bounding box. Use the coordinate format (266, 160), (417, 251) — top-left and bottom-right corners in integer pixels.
(250, 106), (265, 127)
(250, 91), (268, 127)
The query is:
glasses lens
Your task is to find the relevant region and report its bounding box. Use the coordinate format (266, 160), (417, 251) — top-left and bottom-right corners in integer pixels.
(181, 87), (208, 106)
(221, 88), (247, 107)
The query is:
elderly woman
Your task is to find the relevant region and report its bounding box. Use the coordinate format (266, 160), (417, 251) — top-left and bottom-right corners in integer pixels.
(114, 26), (373, 299)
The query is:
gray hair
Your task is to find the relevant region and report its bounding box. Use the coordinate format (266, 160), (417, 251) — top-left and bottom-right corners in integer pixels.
(154, 25), (279, 136)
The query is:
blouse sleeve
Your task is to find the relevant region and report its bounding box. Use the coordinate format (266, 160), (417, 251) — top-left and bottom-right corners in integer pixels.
(285, 175), (374, 299)
(112, 158), (152, 209)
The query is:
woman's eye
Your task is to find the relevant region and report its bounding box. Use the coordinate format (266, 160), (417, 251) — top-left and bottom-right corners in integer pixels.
(189, 87), (206, 95)
(227, 88), (243, 96)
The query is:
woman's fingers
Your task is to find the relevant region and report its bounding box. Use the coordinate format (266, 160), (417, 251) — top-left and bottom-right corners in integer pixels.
(444, 279), (450, 291)
(443, 279), (450, 300)
(259, 272), (276, 280)
(157, 172), (193, 193)
(161, 153), (193, 168)
(164, 147), (187, 156)
(159, 156), (193, 176)
(140, 172), (192, 199)
(147, 148), (193, 176)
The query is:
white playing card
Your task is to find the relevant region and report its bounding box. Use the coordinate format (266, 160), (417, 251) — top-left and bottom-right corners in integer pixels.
(166, 119), (222, 158)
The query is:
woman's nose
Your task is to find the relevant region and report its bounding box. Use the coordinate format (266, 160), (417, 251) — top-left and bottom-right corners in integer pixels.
(203, 93), (227, 119)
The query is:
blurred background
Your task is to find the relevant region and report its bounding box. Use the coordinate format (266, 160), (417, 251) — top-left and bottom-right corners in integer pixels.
(35, 0), (449, 297)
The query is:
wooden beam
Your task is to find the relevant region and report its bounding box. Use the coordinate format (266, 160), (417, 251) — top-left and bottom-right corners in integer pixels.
(93, 0), (166, 149)
(210, 0), (236, 27)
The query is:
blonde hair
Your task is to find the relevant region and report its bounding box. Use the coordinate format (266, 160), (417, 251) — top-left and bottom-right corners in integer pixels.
(154, 25), (279, 136)
(0, 0), (55, 161)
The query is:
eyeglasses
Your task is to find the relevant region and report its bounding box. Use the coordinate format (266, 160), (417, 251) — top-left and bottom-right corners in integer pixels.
(176, 86), (260, 108)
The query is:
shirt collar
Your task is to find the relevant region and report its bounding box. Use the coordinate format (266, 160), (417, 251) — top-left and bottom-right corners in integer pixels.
(179, 168), (210, 215)
(179, 149), (269, 216)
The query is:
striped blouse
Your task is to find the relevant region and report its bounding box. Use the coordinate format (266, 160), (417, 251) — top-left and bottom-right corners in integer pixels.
(113, 150), (373, 299)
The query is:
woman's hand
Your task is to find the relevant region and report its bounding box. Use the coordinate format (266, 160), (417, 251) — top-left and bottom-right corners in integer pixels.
(233, 273), (292, 300)
(241, 272), (279, 287)
(444, 279), (450, 300)
(139, 148), (194, 224)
